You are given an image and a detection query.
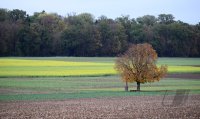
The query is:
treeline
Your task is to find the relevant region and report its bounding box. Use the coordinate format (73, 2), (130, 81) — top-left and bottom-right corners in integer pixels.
(0, 9), (200, 57)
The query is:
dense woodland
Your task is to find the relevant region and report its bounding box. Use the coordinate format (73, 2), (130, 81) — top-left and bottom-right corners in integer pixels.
(0, 9), (200, 57)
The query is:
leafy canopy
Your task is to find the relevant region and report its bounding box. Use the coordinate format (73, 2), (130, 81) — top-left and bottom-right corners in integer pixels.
(115, 43), (167, 84)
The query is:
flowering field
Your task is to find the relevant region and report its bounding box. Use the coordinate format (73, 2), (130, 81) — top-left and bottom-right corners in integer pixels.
(0, 58), (115, 77)
(0, 57), (200, 77)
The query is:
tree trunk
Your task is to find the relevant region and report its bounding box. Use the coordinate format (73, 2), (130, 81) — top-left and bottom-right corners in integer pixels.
(125, 81), (128, 91)
(137, 82), (140, 91)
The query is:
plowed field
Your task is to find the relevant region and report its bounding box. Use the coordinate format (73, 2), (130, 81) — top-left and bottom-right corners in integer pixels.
(0, 95), (199, 119)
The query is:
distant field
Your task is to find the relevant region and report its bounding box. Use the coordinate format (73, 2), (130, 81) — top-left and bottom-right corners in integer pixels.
(0, 76), (199, 101)
(0, 57), (200, 77)
(0, 57), (199, 101)
(0, 58), (115, 77)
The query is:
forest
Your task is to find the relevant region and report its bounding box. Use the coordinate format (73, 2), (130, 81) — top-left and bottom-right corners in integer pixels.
(0, 8), (200, 57)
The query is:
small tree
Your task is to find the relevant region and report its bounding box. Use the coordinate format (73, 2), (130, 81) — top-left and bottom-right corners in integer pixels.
(115, 43), (167, 91)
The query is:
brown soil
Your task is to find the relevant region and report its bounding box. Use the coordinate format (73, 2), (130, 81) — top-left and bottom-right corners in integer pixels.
(0, 95), (199, 119)
(166, 73), (200, 79)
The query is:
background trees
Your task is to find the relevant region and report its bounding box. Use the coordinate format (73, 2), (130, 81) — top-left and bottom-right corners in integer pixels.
(115, 43), (167, 91)
(0, 8), (199, 57)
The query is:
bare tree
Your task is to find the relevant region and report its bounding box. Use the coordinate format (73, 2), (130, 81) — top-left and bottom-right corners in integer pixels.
(115, 43), (167, 91)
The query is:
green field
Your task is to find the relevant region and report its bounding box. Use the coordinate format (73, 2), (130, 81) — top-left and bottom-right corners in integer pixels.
(0, 57), (200, 101)
(0, 76), (199, 101)
(0, 57), (200, 77)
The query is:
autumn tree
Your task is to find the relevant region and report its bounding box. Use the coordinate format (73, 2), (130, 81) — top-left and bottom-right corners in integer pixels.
(115, 43), (167, 91)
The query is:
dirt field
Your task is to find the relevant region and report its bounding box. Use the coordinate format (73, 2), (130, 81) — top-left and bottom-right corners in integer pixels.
(0, 95), (199, 119)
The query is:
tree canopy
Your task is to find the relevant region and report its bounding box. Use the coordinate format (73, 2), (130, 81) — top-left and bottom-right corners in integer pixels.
(0, 8), (200, 57)
(115, 43), (167, 91)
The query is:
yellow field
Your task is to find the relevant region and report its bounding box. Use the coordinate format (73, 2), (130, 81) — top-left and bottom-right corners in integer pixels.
(0, 58), (115, 77)
(0, 58), (200, 77)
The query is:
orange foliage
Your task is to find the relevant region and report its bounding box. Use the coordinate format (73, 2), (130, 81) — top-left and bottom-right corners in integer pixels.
(115, 43), (167, 84)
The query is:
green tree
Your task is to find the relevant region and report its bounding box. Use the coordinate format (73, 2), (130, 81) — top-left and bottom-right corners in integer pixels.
(136, 15), (157, 26)
(0, 9), (200, 57)
(62, 13), (101, 56)
(158, 14), (174, 24)
(97, 16), (127, 56)
(0, 8), (9, 22)
(8, 9), (27, 23)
